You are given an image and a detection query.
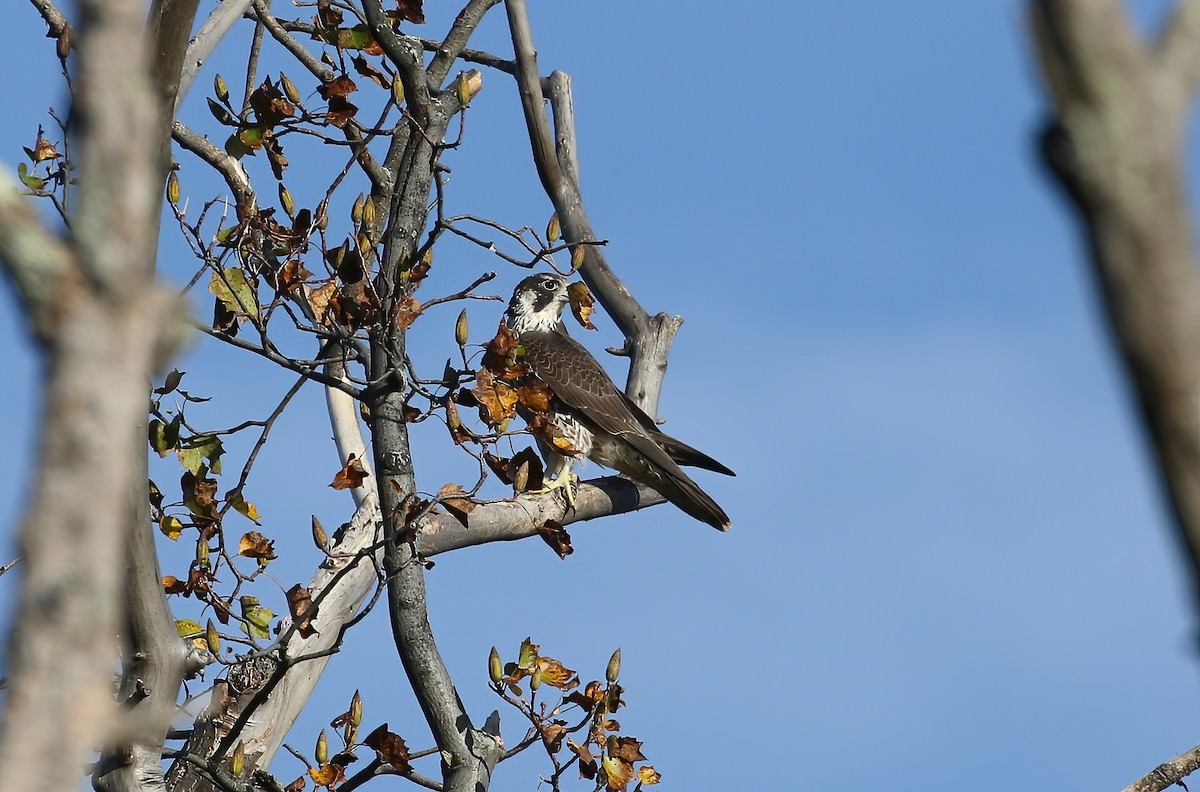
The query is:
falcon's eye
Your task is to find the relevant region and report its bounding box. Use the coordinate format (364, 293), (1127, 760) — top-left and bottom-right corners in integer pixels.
(540, 279), (557, 291)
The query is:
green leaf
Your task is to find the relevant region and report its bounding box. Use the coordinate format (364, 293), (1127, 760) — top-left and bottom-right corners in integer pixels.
(176, 619), (203, 638)
(517, 637), (537, 670)
(208, 268), (259, 318)
(149, 416), (181, 456)
(238, 125), (267, 148)
(159, 515), (184, 540)
(155, 369), (185, 395)
(241, 606), (274, 640)
(178, 434), (225, 475)
(17, 162), (45, 191)
(336, 24), (375, 50)
(224, 132), (252, 160)
(227, 493), (262, 524)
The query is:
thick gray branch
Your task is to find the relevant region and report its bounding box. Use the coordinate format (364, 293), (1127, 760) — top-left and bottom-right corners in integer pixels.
(0, 2), (181, 790)
(427, 0), (502, 88)
(177, 0), (253, 108)
(1158, 0), (1200, 101)
(96, 4), (202, 792)
(504, 0), (678, 415)
(1031, 0), (1200, 615)
(1122, 742), (1200, 792)
(418, 477), (665, 556)
(0, 172), (74, 342)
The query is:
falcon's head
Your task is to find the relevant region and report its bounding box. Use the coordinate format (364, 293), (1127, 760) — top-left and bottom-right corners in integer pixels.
(505, 273), (569, 334)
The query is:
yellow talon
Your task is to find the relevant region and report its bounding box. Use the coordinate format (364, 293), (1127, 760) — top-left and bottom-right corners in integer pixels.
(529, 471), (579, 508)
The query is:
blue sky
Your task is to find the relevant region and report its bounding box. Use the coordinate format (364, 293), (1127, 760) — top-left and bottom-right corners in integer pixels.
(3, 1), (1199, 790)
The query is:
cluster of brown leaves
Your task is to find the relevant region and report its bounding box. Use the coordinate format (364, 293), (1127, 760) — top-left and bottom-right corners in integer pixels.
(149, 372), (303, 649)
(490, 640), (659, 791)
(281, 690), (421, 790)
(208, 76), (294, 178)
(468, 321), (582, 458)
(17, 126), (64, 193)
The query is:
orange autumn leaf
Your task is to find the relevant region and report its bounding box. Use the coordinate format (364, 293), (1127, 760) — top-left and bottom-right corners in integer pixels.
(567, 280), (596, 330)
(532, 655), (578, 691)
(162, 575), (188, 595)
(480, 321), (522, 377)
(637, 766), (662, 785)
(437, 483), (477, 528)
(330, 454), (369, 490)
(308, 762), (344, 788)
(237, 530), (277, 560)
(306, 281), (338, 326)
(316, 75), (358, 99)
(601, 756), (634, 792)
(471, 368), (518, 427)
(515, 379), (554, 413)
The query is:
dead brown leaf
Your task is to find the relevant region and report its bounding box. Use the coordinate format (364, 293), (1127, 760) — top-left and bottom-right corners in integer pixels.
(237, 530), (277, 560)
(352, 54), (390, 88)
(364, 724), (412, 773)
(567, 280), (596, 330)
(537, 519), (574, 559)
(393, 296), (422, 329)
(286, 583), (319, 638)
(394, 0), (425, 24)
(330, 454), (369, 490)
(471, 368), (518, 427)
(325, 95), (358, 128)
(317, 75), (358, 99)
(436, 483), (477, 529)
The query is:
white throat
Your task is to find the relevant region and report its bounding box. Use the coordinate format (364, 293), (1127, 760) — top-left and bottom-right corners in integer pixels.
(507, 292), (566, 334)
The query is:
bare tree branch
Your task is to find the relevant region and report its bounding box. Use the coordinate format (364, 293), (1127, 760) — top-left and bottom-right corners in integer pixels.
(362, 0), (431, 113)
(172, 120), (254, 210)
(28, 0), (73, 41)
(419, 476), (666, 556)
(503, 0), (681, 415)
(0, 172), (74, 342)
(1157, 0), (1200, 101)
(178, 0), (254, 108)
(1122, 742), (1200, 792)
(248, 0), (336, 84)
(426, 0), (502, 88)
(0, 0), (183, 789)
(1030, 0), (1200, 617)
(167, 494), (383, 788)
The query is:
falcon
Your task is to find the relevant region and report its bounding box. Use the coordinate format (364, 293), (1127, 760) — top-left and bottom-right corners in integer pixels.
(503, 273), (734, 530)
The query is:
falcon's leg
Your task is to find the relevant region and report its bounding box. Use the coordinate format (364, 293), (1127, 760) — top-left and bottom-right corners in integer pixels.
(530, 443), (579, 508)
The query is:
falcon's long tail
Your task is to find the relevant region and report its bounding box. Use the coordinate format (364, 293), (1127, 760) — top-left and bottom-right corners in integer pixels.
(654, 468), (731, 532)
(616, 434), (731, 531)
(652, 432), (735, 477)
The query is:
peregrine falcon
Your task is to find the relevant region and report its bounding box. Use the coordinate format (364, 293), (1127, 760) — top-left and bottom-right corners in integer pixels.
(503, 273), (734, 530)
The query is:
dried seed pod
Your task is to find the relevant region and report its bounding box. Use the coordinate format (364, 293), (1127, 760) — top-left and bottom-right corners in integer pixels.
(455, 309), (469, 347)
(488, 646), (503, 685)
(606, 648), (621, 684)
(214, 73), (230, 104)
(311, 515), (328, 549)
(315, 729), (328, 764)
(281, 72), (301, 104)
